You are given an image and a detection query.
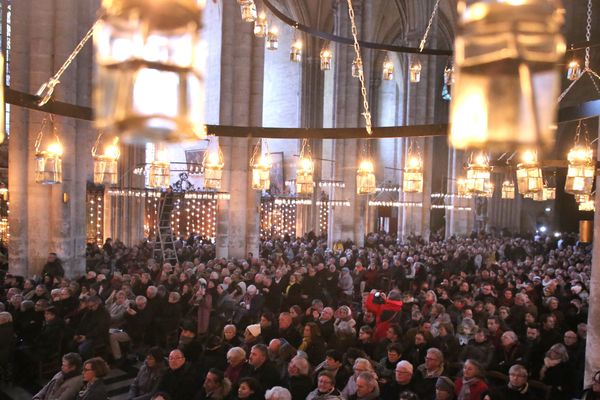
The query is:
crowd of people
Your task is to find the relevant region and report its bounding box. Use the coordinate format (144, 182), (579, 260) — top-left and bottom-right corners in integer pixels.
(0, 230), (599, 400)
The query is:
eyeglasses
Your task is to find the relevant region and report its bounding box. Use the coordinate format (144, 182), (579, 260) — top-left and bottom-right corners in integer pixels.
(83, 367), (94, 372)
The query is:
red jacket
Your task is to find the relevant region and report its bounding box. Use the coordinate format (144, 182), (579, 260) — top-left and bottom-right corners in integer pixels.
(454, 378), (488, 400)
(365, 292), (403, 341)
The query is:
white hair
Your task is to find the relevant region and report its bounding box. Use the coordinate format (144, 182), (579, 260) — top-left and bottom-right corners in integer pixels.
(265, 387), (292, 400)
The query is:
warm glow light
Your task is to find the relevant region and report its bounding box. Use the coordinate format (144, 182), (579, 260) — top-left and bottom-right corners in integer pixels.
(357, 158), (376, 195)
(521, 150), (536, 164)
(47, 142), (63, 156)
(565, 144), (595, 195)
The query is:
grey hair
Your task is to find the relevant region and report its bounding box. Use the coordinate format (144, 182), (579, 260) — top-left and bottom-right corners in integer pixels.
(427, 347), (444, 363)
(353, 357), (374, 371)
(227, 346), (246, 361)
(290, 355), (310, 376)
(547, 343), (569, 363)
(265, 386), (292, 400)
(509, 364), (528, 377)
(356, 371), (379, 390)
(501, 330), (519, 344)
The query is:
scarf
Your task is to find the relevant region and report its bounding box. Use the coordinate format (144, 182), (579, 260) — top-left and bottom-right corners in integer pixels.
(458, 377), (478, 400)
(540, 357), (561, 380)
(508, 382), (529, 394)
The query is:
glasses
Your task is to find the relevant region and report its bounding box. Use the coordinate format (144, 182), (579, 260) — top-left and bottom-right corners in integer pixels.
(83, 367), (94, 372)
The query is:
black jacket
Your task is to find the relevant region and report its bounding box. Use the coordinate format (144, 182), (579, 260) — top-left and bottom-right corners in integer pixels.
(158, 363), (201, 400)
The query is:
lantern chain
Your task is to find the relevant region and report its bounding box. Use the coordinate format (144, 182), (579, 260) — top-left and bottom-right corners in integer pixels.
(419, 0), (441, 52)
(346, 0), (372, 135)
(34, 115), (59, 153)
(585, 0), (592, 69)
(36, 19), (101, 106)
(91, 131), (104, 157)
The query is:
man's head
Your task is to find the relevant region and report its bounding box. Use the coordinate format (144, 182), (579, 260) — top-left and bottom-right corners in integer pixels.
(324, 350), (343, 370)
(425, 348), (444, 372)
(563, 330), (578, 347)
(395, 360), (414, 385)
(287, 355), (309, 377)
(320, 307), (334, 322)
(278, 313), (293, 330)
(248, 344), (268, 369)
(316, 371), (335, 394)
(168, 349), (186, 371)
(203, 368), (225, 394)
(508, 364), (529, 389)
(61, 352), (82, 375)
(487, 316), (500, 333)
(355, 371), (378, 398)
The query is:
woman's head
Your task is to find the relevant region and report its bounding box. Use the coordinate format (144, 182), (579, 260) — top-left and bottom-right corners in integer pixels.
(226, 347), (246, 366)
(82, 357), (110, 382)
(462, 359), (484, 380)
(238, 377), (261, 399)
(546, 343), (569, 363)
(223, 324), (237, 341)
(303, 322), (321, 339)
(146, 347), (164, 367)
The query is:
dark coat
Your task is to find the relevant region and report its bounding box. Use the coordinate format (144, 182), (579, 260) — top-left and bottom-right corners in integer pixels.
(76, 307), (110, 345)
(128, 362), (167, 400)
(76, 379), (109, 400)
(158, 362), (201, 400)
(287, 374), (314, 400)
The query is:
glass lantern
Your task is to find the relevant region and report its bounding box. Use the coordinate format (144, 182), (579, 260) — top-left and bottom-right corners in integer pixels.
(203, 137), (224, 190)
(516, 150), (543, 194)
(456, 177), (469, 197)
(444, 63), (455, 86)
(409, 56), (422, 83)
(92, 137), (120, 186)
(579, 198), (595, 212)
(465, 153), (491, 196)
(403, 155), (423, 193)
(266, 27), (279, 50)
(567, 60), (581, 81)
(356, 159), (376, 195)
(296, 139), (314, 195)
(250, 140), (271, 191)
(352, 58), (363, 78)
(484, 181), (494, 198)
(544, 185), (556, 200)
(449, 0), (565, 151)
(254, 11), (268, 37)
(94, 0), (206, 145)
(575, 193), (590, 204)
(501, 180), (515, 199)
(290, 39), (302, 63)
(320, 48), (332, 71)
(35, 144), (63, 185)
(383, 57), (394, 81)
(239, 0), (257, 22)
(565, 145), (595, 195)
(149, 160), (170, 189)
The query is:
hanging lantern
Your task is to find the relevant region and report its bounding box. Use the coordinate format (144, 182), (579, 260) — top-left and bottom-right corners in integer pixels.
(567, 59), (581, 81)
(92, 135), (120, 186)
(403, 151), (423, 193)
(148, 160), (170, 189)
(0, 185), (7, 201)
(501, 180), (515, 199)
(290, 38), (302, 63)
(456, 177), (469, 197)
(579, 197), (595, 212)
(576, 193), (591, 203)
(320, 48), (332, 71)
(444, 63), (455, 86)
(544, 184), (556, 200)
(356, 159), (376, 195)
(203, 136), (225, 190)
(352, 58), (363, 78)
(254, 11), (268, 37)
(34, 118), (63, 185)
(240, 0), (257, 22)
(565, 144), (595, 195)
(296, 139), (314, 195)
(94, 0), (206, 144)
(250, 139), (271, 191)
(516, 150), (543, 195)
(409, 56), (422, 83)
(266, 26), (279, 50)
(465, 152), (491, 196)
(449, 0), (565, 151)
(383, 56), (394, 81)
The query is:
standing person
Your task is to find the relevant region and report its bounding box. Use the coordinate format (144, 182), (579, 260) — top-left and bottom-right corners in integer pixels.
(33, 353), (83, 400)
(454, 359), (488, 400)
(76, 357), (110, 400)
(43, 253), (65, 283)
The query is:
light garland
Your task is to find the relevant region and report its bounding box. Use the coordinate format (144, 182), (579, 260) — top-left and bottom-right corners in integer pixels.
(86, 191), (104, 245)
(369, 201), (423, 208)
(319, 180), (346, 188)
(316, 200), (351, 207)
(274, 198), (312, 206)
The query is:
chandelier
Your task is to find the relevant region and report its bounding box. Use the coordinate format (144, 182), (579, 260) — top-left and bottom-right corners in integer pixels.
(465, 152), (491, 196)
(456, 177), (469, 197)
(34, 117), (63, 185)
(449, 0), (565, 151)
(203, 136), (225, 190)
(296, 138), (314, 195)
(94, 0), (206, 144)
(501, 180), (515, 199)
(250, 139), (271, 191)
(382, 55), (394, 80)
(516, 150), (543, 195)
(320, 48), (333, 71)
(565, 122), (595, 195)
(403, 144), (423, 193)
(254, 11), (268, 37)
(92, 133), (120, 186)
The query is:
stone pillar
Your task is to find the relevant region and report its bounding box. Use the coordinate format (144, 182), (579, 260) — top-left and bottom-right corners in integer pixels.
(215, 0), (263, 259)
(585, 124), (600, 386)
(8, 0), (96, 278)
(445, 149), (474, 237)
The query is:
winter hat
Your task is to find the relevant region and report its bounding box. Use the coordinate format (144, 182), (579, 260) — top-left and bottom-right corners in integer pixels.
(436, 376), (455, 393)
(246, 323), (261, 337)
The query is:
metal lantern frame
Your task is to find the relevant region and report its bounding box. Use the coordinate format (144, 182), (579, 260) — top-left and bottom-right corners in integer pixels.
(250, 138), (272, 191)
(34, 116), (63, 185)
(516, 151), (544, 195)
(357, 142), (376, 195)
(567, 59), (582, 81)
(382, 56), (394, 81)
(253, 11), (268, 37)
(320, 48), (333, 71)
(266, 26), (279, 50)
(565, 121), (595, 195)
(203, 136), (225, 190)
(148, 160), (170, 189)
(465, 152), (491, 196)
(456, 177), (469, 197)
(501, 179), (515, 199)
(296, 138), (314, 195)
(409, 56), (422, 83)
(95, 0), (206, 144)
(92, 132), (120, 186)
(240, 0), (257, 22)
(290, 33), (302, 63)
(403, 142), (423, 193)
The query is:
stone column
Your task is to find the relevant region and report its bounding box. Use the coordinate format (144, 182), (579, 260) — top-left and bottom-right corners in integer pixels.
(8, 0), (96, 277)
(445, 149), (475, 237)
(585, 124), (600, 386)
(215, 0), (264, 259)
